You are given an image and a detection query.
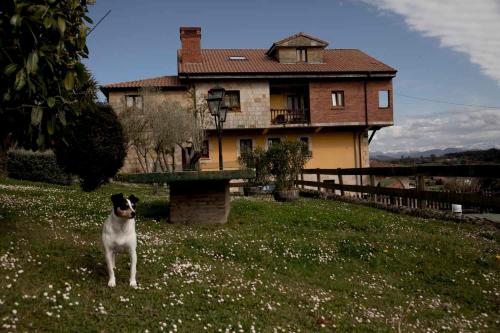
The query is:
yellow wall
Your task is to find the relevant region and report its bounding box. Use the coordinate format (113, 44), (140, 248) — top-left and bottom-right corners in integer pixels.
(200, 131), (359, 171)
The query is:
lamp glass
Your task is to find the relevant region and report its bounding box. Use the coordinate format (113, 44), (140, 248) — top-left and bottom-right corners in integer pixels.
(207, 98), (221, 116)
(220, 106), (228, 122)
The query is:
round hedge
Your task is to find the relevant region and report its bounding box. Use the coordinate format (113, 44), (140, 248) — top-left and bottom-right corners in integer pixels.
(55, 103), (126, 191)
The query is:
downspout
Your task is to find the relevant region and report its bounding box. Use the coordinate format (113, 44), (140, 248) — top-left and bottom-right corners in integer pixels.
(358, 74), (370, 186)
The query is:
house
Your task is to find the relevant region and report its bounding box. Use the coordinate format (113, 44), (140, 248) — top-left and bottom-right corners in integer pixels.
(101, 27), (396, 182)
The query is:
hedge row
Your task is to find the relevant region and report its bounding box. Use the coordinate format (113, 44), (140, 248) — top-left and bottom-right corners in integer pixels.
(7, 149), (73, 185)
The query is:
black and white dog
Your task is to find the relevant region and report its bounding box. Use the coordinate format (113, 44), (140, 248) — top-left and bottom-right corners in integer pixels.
(102, 193), (140, 288)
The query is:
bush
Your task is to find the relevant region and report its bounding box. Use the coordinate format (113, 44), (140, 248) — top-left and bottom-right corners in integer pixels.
(55, 103), (126, 191)
(7, 149), (73, 185)
(266, 140), (311, 191)
(238, 147), (269, 186)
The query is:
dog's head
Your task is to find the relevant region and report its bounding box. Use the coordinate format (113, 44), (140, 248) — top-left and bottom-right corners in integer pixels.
(111, 193), (139, 219)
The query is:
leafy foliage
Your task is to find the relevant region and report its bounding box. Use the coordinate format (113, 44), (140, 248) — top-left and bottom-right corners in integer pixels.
(7, 148), (73, 184)
(55, 103), (126, 191)
(0, 0), (93, 148)
(266, 140), (311, 190)
(238, 146), (269, 186)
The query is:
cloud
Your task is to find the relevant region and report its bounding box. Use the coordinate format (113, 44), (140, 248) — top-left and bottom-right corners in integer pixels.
(364, 0), (500, 85)
(370, 108), (500, 152)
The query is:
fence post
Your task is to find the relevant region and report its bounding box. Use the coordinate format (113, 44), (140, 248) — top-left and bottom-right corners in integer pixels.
(337, 168), (345, 196)
(300, 171), (304, 189)
(369, 175), (375, 202)
(417, 175), (426, 209)
(316, 168), (321, 192)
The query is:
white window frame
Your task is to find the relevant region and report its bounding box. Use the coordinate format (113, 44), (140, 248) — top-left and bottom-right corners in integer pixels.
(331, 91), (344, 108)
(378, 90), (390, 108)
(236, 137), (256, 157)
(265, 136), (283, 150)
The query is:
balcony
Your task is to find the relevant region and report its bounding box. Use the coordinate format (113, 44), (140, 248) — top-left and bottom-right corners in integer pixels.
(270, 108), (310, 125)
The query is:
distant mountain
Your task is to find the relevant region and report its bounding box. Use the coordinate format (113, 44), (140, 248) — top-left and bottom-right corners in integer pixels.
(370, 147), (465, 160)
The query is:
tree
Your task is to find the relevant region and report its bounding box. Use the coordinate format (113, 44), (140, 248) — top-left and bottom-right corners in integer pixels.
(181, 87), (210, 170)
(117, 87), (208, 172)
(0, 0), (93, 149)
(55, 103), (126, 191)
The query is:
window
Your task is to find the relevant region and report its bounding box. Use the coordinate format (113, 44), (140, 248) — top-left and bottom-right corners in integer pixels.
(201, 139), (209, 158)
(299, 137), (312, 156)
(378, 90), (390, 108)
(287, 95), (305, 110)
(296, 48), (308, 62)
(224, 90), (241, 111)
(125, 95), (143, 110)
(267, 137), (281, 147)
(239, 139), (253, 155)
(331, 91), (344, 108)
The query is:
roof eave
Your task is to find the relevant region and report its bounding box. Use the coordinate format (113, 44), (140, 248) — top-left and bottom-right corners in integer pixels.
(178, 71), (397, 80)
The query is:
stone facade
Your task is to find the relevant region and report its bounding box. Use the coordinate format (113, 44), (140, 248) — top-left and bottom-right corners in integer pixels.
(194, 80), (271, 130)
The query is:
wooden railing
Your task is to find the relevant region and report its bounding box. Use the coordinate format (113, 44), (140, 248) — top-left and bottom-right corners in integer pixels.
(270, 108), (309, 125)
(296, 165), (500, 210)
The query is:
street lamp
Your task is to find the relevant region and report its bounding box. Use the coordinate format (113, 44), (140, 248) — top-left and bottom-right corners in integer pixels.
(207, 87), (227, 170)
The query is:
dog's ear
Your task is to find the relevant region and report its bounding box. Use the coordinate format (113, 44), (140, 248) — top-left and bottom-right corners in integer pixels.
(111, 193), (124, 206)
(128, 194), (139, 204)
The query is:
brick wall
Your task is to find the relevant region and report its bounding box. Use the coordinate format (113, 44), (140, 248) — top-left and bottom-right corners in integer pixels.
(309, 79), (393, 125)
(169, 180), (230, 224)
(180, 27), (201, 63)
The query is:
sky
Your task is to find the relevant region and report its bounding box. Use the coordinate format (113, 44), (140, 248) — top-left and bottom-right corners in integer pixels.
(84, 0), (500, 153)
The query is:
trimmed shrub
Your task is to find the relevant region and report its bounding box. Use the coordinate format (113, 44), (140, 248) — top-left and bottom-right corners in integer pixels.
(238, 147), (269, 187)
(7, 149), (73, 185)
(266, 140), (311, 191)
(55, 103), (126, 191)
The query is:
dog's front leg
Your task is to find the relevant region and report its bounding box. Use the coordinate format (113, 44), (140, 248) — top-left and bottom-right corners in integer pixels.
(129, 249), (137, 288)
(105, 249), (116, 287)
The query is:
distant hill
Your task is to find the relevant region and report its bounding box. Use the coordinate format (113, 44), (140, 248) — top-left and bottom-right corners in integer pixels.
(370, 147), (464, 161)
(445, 149), (500, 164)
(371, 148), (500, 165)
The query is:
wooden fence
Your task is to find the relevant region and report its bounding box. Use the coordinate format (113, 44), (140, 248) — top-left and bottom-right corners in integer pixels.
(295, 165), (500, 211)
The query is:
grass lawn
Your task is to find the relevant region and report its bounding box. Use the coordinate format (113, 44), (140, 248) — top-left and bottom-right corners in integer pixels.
(0, 177), (499, 332)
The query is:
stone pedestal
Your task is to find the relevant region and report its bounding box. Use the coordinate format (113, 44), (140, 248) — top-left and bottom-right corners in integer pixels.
(122, 170), (254, 224)
(169, 179), (230, 224)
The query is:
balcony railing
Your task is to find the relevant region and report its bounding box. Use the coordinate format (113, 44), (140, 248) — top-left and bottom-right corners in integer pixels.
(270, 109), (309, 125)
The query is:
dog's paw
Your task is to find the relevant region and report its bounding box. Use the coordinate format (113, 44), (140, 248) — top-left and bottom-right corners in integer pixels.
(129, 280), (137, 288)
(108, 279), (116, 288)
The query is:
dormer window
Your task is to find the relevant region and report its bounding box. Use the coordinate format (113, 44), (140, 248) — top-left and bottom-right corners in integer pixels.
(266, 32), (328, 63)
(296, 48), (307, 62)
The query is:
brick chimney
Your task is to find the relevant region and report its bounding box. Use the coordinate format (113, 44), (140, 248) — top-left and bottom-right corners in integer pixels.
(180, 27), (202, 63)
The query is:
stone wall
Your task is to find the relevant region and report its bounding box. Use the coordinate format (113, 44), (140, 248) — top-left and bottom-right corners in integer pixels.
(108, 89), (190, 115)
(195, 80), (271, 130)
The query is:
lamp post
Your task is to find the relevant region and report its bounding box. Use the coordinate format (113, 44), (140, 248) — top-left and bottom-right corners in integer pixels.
(206, 87), (227, 170)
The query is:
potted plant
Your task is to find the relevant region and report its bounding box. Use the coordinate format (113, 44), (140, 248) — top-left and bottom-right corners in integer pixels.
(238, 147), (269, 196)
(266, 140), (311, 202)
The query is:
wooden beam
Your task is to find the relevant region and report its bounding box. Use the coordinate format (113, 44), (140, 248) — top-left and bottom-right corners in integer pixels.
(295, 180), (500, 209)
(302, 165), (500, 178)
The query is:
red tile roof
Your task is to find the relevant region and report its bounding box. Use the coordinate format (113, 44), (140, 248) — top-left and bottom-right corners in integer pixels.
(101, 75), (184, 89)
(272, 32), (329, 47)
(178, 49), (396, 76)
